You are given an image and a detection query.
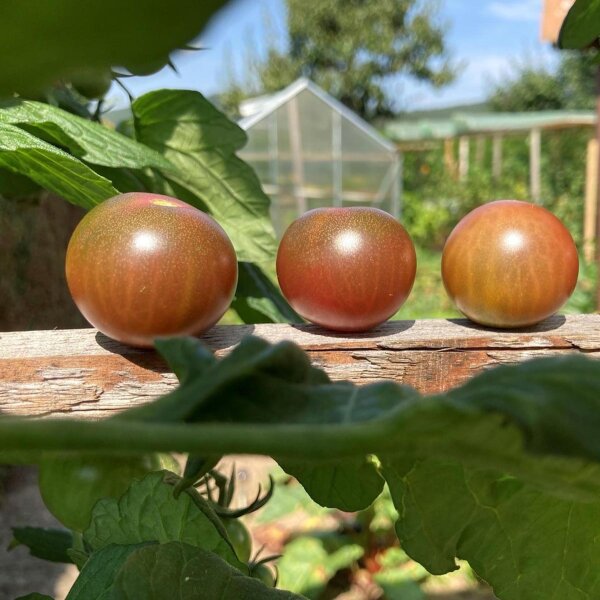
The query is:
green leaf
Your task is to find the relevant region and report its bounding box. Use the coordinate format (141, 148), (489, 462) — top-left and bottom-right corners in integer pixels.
(374, 579), (424, 600)
(123, 336), (320, 423)
(0, 168), (39, 197)
(0, 0), (230, 96)
(83, 471), (245, 572)
(277, 537), (363, 598)
(0, 100), (173, 170)
(113, 541), (305, 599)
(132, 90), (278, 263)
(147, 336), (384, 509)
(558, 0), (600, 49)
(445, 354), (600, 463)
(65, 543), (145, 600)
(231, 262), (302, 324)
(9, 527), (74, 563)
(383, 458), (600, 600)
(155, 336), (216, 385)
(279, 458), (384, 512)
(15, 594), (54, 600)
(0, 450), (41, 464)
(0, 123), (117, 208)
(373, 547), (429, 598)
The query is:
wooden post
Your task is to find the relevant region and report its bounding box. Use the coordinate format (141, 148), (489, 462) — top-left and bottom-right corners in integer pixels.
(475, 135), (485, 166)
(584, 138), (599, 263)
(529, 128), (542, 202)
(331, 110), (343, 207)
(267, 114), (281, 236)
(443, 138), (457, 179)
(287, 96), (306, 216)
(390, 153), (402, 219)
(0, 315), (598, 418)
(458, 136), (470, 182)
(595, 66), (600, 310)
(492, 134), (503, 180)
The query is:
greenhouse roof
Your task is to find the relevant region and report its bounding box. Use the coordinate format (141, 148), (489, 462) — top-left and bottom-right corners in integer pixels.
(384, 110), (596, 142)
(238, 77), (397, 153)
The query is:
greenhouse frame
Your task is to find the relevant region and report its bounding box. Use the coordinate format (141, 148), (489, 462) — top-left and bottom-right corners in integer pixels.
(238, 78), (402, 237)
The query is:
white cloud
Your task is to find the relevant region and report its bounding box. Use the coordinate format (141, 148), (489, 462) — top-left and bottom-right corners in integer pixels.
(488, 0), (541, 22)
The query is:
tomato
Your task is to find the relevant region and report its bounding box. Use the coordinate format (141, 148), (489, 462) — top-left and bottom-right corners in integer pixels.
(223, 518), (252, 563)
(39, 452), (178, 532)
(441, 200), (579, 328)
(66, 193), (238, 347)
(276, 207), (416, 331)
(251, 562), (276, 587)
(124, 56), (170, 76)
(70, 68), (113, 99)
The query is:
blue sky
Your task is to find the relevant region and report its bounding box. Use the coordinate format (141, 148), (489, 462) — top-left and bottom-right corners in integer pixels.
(107, 0), (559, 112)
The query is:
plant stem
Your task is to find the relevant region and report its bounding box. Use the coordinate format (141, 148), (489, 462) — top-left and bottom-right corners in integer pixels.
(0, 418), (391, 460)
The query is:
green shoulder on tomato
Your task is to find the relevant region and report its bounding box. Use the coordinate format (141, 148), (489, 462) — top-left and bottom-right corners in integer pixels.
(38, 452), (179, 532)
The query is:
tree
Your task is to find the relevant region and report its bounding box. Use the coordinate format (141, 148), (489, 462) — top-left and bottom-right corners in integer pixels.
(489, 52), (597, 112)
(223, 0), (456, 121)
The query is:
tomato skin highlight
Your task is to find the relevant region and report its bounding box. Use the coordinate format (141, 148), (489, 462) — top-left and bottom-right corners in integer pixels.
(441, 200), (579, 328)
(276, 207), (417, 332)
(65, 193), (238, 347)
(39, 453), (178, 532)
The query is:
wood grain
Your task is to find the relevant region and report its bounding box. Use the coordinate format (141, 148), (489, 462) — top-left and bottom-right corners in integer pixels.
(0, 314), (598, 418)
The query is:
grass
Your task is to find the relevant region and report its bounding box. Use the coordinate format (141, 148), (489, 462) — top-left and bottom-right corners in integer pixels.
(394, 247), (458, 320)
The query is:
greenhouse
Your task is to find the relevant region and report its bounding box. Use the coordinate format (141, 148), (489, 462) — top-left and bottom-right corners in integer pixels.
(238, 78), (401, 236)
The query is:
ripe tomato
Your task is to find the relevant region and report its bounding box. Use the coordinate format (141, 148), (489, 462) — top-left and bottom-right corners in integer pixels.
(223, 518), (252, 563)
(39, 452), (179, 532)
(442, 200), (579, 328)
(276, 207), (416, 331)
(66, 193), (238, 347)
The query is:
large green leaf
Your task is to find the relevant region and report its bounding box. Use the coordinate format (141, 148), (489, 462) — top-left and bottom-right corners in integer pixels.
(132, 90), (278, 264)
(65, 544), (145, 600)
(383, 458), (600, 600)
(113, 542), (306, 599)
(232, 262), (302, 324)
(0, 100), (172, 170)
(0, 123), (117, 207)
(277, 537), (363, 599)
(0, 1), (229, 95)
(10, 527), (74, 564)
(445, 354), (600, 462)
(558, 0), (600, 49)
(149, 337), (384, 509)
(83, 471), (245, 572)
(279, 459), (384, 512)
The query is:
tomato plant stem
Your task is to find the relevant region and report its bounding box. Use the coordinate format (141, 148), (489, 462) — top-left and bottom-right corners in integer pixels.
(0, 419), (391, 459)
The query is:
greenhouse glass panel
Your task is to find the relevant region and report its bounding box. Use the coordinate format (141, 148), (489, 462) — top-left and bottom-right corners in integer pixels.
(239, 78), (401, 237)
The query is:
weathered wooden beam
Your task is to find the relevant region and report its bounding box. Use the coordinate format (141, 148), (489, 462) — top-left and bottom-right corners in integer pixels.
(0, 315), (597, 419)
